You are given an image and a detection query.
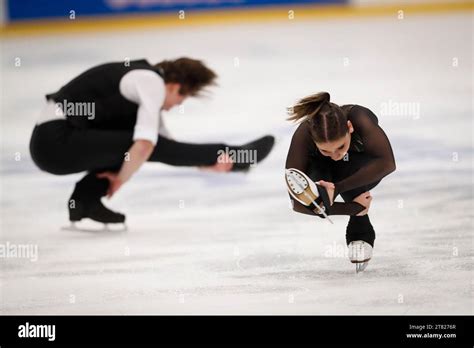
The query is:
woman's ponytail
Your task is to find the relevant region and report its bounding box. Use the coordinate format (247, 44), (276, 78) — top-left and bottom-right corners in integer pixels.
(287, 92), (330, 122)
(287, 92), (348, 142)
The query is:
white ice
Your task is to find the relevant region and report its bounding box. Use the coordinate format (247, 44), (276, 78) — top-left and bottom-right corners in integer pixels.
(0, 11), (472, 314)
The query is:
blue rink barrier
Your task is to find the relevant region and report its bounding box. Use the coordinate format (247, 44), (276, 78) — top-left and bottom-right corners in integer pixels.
(6, 0), (347, 22)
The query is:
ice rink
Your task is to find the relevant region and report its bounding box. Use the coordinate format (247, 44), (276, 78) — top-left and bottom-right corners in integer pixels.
(1, 10), (472, 314)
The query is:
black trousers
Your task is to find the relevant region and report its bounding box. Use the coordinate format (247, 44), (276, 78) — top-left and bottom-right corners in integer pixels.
(306, 152), (381, 246)
(30, 120), (229, 175)
(29, 120), (231, 201)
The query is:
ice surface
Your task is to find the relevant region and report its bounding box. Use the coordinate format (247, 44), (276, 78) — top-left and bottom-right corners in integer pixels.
(0, 11), (472, 314)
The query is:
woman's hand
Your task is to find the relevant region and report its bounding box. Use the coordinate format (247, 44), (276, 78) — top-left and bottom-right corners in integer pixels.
(96, 172), (124, 199)
(316, 180), (335, 205)
(353, 191), (372, 216)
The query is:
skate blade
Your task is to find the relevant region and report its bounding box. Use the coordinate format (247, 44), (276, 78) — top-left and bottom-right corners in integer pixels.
(350, 257), (371, 264)
(61, 221), (127, 233)
(355, 262), (369, 273)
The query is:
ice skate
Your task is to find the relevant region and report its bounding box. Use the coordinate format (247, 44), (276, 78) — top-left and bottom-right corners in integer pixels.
(285, 168), (333, 223)
(62, 199), (127, 232)
(348, 240), (373, 273)
(230, 135), (275, 172)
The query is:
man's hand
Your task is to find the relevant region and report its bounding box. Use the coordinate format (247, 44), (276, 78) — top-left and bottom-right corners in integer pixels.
(316, 180), (335, 205)
(98, 139), (153, 198)
(96, 172), (124, 199)
(199, 153), (233, 173)
(353, 191), (372, 216)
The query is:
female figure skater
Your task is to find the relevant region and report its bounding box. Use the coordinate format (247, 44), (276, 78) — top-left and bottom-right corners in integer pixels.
(285, 92), (396, 271)
(30, 58), (274, 229)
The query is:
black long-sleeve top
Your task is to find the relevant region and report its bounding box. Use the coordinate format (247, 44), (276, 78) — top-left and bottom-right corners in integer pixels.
(285, 105), (396, 216)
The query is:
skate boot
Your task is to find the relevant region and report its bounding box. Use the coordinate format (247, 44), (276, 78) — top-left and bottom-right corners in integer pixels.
(64, 173), (127, 232)
(230, 135), (275, 172)
(69, 199), (126, 224)
(285, 167), (333, 223)
(348, 240), (373, 273)
(346, 215), (375, 273)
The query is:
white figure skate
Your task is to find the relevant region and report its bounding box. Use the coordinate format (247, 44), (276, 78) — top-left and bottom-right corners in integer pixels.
(348, 240), (373, 273)
(285, 168), (333, 224)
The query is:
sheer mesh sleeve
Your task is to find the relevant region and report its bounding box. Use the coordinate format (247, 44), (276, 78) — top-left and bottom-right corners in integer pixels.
(285, 122), (365, 217)
(285, 121), (313, 172)
(334, 106), (396, 196)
